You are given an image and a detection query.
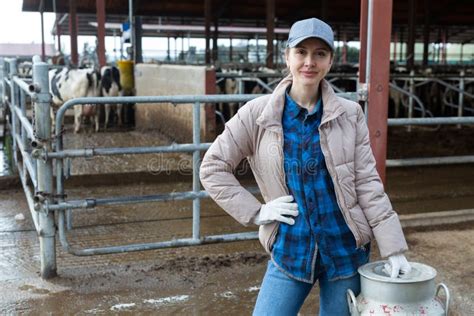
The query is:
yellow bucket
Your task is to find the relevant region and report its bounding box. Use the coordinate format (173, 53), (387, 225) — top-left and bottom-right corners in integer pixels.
(117, 60), (134, 94)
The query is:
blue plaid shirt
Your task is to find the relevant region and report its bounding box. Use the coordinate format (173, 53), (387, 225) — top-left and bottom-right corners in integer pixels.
(271, 89), (370, 283)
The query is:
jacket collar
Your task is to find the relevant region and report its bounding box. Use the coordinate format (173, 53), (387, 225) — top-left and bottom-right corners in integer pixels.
(256, 75), (346, 133)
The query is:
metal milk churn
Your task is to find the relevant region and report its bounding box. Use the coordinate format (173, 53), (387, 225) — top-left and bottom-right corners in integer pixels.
(347, 261), (450, 315)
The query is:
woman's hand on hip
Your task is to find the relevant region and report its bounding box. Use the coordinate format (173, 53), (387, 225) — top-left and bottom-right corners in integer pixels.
(253, 195), (299, 226)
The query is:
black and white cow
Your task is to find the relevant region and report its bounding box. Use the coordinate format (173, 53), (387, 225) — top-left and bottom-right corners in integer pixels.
(216, 67), (280, 121)
(49, 67), (101, 133)
(100, 66), (122, 129)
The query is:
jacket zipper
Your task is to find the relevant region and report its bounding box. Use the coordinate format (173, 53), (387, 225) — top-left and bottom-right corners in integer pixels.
(319, 122), (363, 248)
(267, 131), (287, 252)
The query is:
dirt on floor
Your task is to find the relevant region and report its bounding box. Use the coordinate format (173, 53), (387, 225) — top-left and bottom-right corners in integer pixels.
(0, 223), (472, 315)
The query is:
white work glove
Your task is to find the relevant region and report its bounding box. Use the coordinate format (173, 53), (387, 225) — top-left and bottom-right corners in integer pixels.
(253, 195), (299, 226)
(384, 254), (412, 278)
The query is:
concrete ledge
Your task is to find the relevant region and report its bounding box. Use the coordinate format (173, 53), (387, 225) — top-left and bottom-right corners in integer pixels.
(400, 209), (474, 227)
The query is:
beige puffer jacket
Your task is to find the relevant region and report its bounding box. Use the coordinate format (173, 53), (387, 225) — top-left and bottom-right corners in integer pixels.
(200, 75), (408, 258)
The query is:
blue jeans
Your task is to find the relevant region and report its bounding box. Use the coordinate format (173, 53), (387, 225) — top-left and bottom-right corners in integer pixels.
(253, 260), (361, 316)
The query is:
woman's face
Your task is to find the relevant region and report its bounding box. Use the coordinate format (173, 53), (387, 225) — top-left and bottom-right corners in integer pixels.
(285, 38), (333, 89)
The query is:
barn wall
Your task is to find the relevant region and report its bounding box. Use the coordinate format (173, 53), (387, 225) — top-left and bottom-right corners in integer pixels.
(134, 64), (216, 142)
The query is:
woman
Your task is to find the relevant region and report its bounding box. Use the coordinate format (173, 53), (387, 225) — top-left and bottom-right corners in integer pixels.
(200, 17), (411, 315)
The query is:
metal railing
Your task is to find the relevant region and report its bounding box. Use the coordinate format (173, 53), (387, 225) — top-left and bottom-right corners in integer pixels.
(2, 56), (474, 279)
(50, 94), (263, 260)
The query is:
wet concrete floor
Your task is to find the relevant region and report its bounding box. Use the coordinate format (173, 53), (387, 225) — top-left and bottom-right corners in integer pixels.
(0, 125), (473, 314)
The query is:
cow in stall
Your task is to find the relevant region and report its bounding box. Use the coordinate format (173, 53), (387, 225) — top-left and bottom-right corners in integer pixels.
(216, 68), (239, 121)
(216, 67), (280, 122)
(100, 66), (122, 129)
(49, 67), (101, 133)
(17, 61), (33, 78)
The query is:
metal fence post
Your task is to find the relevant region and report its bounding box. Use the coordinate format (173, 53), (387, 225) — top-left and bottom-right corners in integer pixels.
(33, 56), (57, 279)
(20, 89), (29, 155)
(8, 59), (19, 173)
(0, 58), (5, 105)
(408, 70), (415, 132)
(192, 101), (201, 240)
(458, 70), (465, 129)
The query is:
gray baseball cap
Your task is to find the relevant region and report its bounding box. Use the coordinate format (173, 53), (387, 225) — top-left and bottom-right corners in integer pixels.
(287, 18), (335, 52)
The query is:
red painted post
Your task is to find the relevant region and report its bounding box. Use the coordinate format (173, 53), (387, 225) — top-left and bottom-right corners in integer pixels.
(69, 0), (78, 66)
(342, 32), (347, 64)
(358, 0), (368, 84)
(204, 0), (211, 64)
(367, 0), (393, 183)
(266, 0), (275, 68)
(205, 69), (217, 141)
(96, 0), (106, 67)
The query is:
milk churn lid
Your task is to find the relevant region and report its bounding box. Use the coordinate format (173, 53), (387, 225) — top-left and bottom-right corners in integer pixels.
(358, 261), (437, 283)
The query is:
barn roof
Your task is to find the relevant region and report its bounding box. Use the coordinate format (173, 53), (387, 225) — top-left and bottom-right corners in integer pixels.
(22, 0), (474, 44)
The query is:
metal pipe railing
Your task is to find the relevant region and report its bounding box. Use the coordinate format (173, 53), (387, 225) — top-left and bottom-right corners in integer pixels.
(14, 133), (37, 188)
(387, 155), (474, 167)
(388, 117), (474, 126)
(17, 161), (40, 232)
(57, 207), (257, 256)
(192, 101), (201, 240)
(44, 143), (211, 159)
(13, 104), (35, 139)
(47, 187), (261, 212)
(53, 94), (264, 258)
(13, 76), (37, 97)
(389, 81), (428, 117)
(55, 94), (263, 132)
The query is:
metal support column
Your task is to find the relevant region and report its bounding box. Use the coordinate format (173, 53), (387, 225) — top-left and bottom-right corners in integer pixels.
(181, 35), (185, 61)
(393, 30), (398, 65)
(204, 0), (211, 64)
(407, 0), (416, 70)
(192, 102), (201, 240)
(96, 0), (106, 67)
(266, 0), (275, 68)
(422, 0), (430, 67)
(33, 56), (56, 279)
(57, 20), (62, 53)
(167, 36), (171, 61)
(256, 35), (260, 63)
(408, 70), (415, 132)
(69, 0), (78, 66)
(442, 28), (447, 64)
(458, 70), (465, 128)
(399, 28), (404, 63)
(212, 19), (218, 63)
(128, 0), (134, 61)
(40, 8), (46, 61)
(229, 36), (233, 62)
(342, 32), (347, 64)
(134, 16), (143, 63)
(367, 0), (393, 183)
